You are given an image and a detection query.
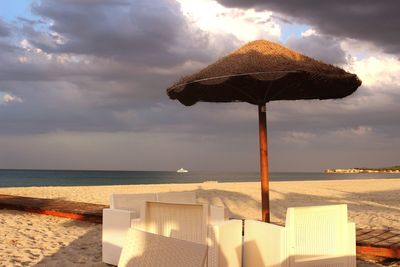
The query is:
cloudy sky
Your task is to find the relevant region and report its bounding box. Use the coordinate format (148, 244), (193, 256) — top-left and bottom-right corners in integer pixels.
(0, 0), (399, 172)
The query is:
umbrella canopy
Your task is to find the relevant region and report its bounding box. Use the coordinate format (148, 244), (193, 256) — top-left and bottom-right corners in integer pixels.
(167, 40), (361, 106)
(166, 40), (361, 222)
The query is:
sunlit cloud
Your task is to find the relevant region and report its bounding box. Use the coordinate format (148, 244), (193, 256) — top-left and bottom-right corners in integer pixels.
(348, 56), (400, 88)
(177, 0), (280, 42)
(0, 92), (23, 104)
(301, 28), (316, 37)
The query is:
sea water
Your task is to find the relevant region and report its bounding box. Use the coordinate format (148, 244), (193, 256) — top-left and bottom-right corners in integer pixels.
(0, 169), (399, 187)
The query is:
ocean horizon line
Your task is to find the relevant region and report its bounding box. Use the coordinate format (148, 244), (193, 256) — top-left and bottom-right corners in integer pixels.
(0, 168), (324, 173)
(0, 169), (399, 188)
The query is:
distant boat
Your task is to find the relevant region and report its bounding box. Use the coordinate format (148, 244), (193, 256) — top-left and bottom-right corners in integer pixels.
(177, 168), (188, 173)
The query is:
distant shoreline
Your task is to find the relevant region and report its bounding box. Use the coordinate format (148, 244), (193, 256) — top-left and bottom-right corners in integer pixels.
(325, 168), (400, 174)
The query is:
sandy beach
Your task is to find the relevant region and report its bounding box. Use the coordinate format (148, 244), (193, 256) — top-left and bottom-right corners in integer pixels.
(1, 178), (399, 266)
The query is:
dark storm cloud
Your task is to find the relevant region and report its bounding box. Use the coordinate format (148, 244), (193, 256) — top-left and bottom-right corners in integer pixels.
(14, 0), (238, 95)
(216, 0), (400, 54)
(30, 0), (215, 66)
(0, 0), (239, 135)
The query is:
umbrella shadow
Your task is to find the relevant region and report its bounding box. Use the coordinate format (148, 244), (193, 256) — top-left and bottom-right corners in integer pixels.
(268, 187), (400, 229)
(192, 187), (261, 219)
(162, 186), (399, 230)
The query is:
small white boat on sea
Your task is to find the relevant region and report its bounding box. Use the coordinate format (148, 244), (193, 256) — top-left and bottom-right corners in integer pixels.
(177, 168), (188, 173)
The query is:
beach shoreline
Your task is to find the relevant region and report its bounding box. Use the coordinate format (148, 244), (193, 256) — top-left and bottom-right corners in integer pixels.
(1, 178), (399, 266)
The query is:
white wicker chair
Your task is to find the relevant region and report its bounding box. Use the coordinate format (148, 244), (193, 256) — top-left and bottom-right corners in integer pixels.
(132, 201), (242, 267)
(244, 204), (356, 267)
(102, 192), (197, 265)
(118, 228), (208, 267)
(244, 220), (288, 267)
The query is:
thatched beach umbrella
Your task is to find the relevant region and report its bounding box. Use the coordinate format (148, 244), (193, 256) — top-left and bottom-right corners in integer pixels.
(166, 40), (361, 222)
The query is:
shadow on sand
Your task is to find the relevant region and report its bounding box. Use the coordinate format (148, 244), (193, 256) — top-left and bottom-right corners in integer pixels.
(1, 185), (395, 266)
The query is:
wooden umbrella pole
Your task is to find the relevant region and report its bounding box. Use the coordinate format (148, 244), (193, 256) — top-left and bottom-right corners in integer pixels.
(258, 104), (270, 222)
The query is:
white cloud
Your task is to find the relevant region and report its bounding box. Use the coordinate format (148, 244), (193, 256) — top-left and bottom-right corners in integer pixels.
(19, 37), (77, 64)
(1, 93), (23, 104)
(340, 37), (400, 89)
(347, 56), (400, 88)
(301, 28), (316, 37)
(177, 0), (280, 42)
(20, 39), (30, 50)
(340, 38), (382, 59)
(50, 32), (66, 45)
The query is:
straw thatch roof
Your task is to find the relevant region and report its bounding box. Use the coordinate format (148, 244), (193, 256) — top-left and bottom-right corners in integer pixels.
(167, 40), (361, 106)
